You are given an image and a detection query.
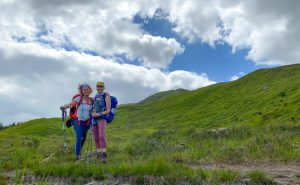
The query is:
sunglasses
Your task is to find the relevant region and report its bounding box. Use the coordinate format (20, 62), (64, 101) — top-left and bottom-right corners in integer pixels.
(97, 85), (104, 87)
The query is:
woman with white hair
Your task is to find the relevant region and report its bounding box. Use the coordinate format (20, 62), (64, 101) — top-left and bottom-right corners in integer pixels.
(60, 83), (93, 161)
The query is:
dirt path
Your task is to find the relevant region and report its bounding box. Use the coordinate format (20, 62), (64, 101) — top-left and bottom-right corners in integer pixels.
(2, 163), (300, 184)
(190, 162), (300, 184)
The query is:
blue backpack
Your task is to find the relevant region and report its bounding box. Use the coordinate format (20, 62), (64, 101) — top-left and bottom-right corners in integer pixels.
(93, 93), (118, 123)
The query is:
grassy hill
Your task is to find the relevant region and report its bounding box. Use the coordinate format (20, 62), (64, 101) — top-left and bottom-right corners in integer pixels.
(1, 64), (300, 184)
(138, 88), (189, 104)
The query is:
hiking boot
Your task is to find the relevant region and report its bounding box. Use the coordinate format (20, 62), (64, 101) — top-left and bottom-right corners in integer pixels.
(96, 152), (101, 160)
(102, 152), (107, 163)
(74, 156), (80, 162)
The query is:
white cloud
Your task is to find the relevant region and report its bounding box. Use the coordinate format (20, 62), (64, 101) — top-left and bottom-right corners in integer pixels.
(166, 0), (222, 46)
(0, 78), (19, 98)
(230, 75), (239, 81)
(0, 0), (184, 69)
(161, 0), (300, 65)
(230, 72), (246, 81)
(0, 0), (190, 124)
(218, 1), (300, 65)
(2, 0), (300, 68)
(0, 41), (214, 125)
(128, 35), (184, 68)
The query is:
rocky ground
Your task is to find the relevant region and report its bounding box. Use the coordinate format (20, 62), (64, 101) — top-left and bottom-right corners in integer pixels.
(2, 162), (300, 185)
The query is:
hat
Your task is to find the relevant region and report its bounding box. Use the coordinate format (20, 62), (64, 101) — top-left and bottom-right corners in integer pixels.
(96, 81), (105, 87)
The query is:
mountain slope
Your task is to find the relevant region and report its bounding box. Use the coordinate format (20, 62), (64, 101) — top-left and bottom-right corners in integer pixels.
(138, 88), (189, 104)
(119, 64), (300, 130)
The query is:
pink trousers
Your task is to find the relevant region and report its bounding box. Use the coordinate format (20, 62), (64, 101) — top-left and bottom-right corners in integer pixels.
(93, 119), (107, 149)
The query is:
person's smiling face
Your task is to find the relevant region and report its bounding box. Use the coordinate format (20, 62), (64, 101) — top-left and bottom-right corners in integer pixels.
(82, 87), (91, 96)
(97, 85), (104, 93)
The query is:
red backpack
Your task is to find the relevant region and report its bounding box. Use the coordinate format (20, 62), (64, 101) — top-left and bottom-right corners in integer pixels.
(69, 94), (93, 126)
(69, 94), (81, 120)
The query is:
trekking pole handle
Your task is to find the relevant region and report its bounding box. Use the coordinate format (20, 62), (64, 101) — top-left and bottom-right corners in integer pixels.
(62, 110), (67, 122)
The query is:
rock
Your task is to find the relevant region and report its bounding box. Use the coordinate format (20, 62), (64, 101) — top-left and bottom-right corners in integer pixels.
(22, 175), (35, 184)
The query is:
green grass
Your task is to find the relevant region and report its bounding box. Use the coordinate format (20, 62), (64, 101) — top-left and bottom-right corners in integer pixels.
(247, 170), (275, 185)
(1, 64), (300, 184)
(138, 88), (189, 104)
(0, 174), (8, 185)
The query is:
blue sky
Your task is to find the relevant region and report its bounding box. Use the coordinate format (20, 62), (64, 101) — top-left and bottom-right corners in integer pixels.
(170, 43), (256, 82)
(134, 14), (274, 82)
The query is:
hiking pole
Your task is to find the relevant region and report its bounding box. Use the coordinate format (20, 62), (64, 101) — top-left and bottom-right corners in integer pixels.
(62, 109), (67, 159)
(86, 121), (94, 162)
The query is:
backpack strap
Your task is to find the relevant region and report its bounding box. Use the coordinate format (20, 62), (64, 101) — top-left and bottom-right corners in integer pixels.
(89, 97), (94, 105)
(77, 96), (84, 107)
(70, 94), (80, 119)
(101, 92), (109, 101)
(87, 98), (93, 126)
(76, 96), (83, 126)
(71, 94), (81, 108)
(101, 92), (106, 99)
(101, 92), (109, 109)
(72, 94), (80, 101)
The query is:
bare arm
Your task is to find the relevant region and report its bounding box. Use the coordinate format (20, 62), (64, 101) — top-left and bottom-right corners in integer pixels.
(102, 94), (111, 115)
(60, 100), (77, 110)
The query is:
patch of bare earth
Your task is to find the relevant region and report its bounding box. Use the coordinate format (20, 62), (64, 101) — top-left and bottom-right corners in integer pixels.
(190, 162), (300, 185)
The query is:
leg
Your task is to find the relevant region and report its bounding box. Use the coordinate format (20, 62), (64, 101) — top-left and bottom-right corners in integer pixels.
(73, 120), (83, 157)
(98, 119), (107, 150)
(93, 122), (101, 150)
(98, 119), (107, 162)
(81, 123), (90, 149)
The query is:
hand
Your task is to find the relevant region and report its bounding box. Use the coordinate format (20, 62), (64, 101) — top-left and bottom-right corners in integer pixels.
(92, 112), (101, 117)
(92, 112), (99, 117)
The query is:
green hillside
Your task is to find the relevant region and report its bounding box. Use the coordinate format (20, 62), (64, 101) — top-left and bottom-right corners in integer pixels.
(1, 64), (300, 184)
(138, 88), (189, 104)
